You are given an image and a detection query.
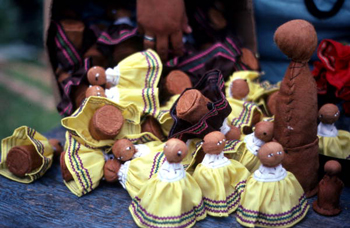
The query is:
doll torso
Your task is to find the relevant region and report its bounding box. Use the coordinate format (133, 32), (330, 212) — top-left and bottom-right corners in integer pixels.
(317, 122), (338, 137)
(201, 152), (231, 169)
(253, 164), (287, 182)
(244, 133), (265, 156)
(158, 160), (186, 182)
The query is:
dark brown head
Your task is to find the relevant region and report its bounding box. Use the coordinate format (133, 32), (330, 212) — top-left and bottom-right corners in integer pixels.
(274, 19), (317, 62)
(163, 138), (188, 163)
(258, 142), (284, 167)
(318, 103), (340, 124)
(164, 70), (192, 95)
(324, 160), (341, 176)
(87, 66), (107, 86)
(254, 121), (274, 142)
(85, 85), (106, 98)
(103, 159), (122, 182)
(202, 131), (226, 155)
(225, 125), (241, 141)
(112, 139), (136, 162)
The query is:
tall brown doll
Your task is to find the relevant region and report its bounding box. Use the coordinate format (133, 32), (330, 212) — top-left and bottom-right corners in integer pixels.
(273, 19), (319, 197)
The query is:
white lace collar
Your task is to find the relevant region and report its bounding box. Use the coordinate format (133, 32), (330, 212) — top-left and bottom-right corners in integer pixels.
(201, 152), (231, 169)
(244, 133), (265, 155)
(317, 122), (338, 137)
(158, 160), (185, 182)
(253, 164), (287, 182)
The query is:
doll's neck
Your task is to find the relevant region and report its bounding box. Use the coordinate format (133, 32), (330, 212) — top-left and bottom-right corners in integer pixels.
(253, 164), (287, 182)
(317, 122), (338, 137)
(202, 152), (231, 168)
(244, 133), (265, 155)
(158, 160), (185, 182)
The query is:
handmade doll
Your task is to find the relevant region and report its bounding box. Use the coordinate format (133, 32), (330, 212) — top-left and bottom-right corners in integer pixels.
(236, 142), (309, 227)
(317, 103), (350, 160)
(313, 160), (344, 216)
(141, 116), (166, 141)
(233, 121), (274, 172)
(129, 138), (206, 227)
(0, 126), (55, 183)
(273, 19), (319, 196)
(192, 131), (250, 217)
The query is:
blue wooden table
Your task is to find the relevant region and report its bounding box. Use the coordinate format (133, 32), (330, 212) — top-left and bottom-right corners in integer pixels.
(1, 126), (349, 227)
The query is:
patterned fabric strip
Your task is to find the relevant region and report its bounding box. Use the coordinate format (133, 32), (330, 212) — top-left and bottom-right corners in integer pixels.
(237, 195), (309, 226)
(231, 102), (255, 128)
(130, 197), (205, 228)
(97, 28), (138, 45)
(149, 152), (166, 179)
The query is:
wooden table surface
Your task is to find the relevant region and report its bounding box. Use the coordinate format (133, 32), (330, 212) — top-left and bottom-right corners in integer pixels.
(1, 126), (349, 227)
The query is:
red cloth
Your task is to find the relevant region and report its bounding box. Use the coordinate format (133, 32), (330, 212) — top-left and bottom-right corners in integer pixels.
(312, 39), (350, 113)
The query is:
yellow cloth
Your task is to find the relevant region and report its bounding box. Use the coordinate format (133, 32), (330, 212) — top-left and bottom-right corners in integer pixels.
(236, 172), (309, 227)
(232, 147), (261, 173)
(156, 95), (179, 137)
(0, 126), (54, 183)
(225, 71), (279, 116)
(106, 49), (162, 117)
(318, 130), (350, 160)
(63, 131), (105, 197)
(226, 98), (263, 135)
(61, 96), (141, 148)
(192, 159), (250, 217)
(129, 172), (206, 228)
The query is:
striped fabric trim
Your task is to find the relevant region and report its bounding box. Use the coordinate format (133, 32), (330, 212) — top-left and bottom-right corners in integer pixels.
(67, 134), (94, 195)
(236, 194), (309, 227)
(223, 140), (243, 153)
(203, 180), (246, 214)
(97, 28), (138, 45)
(130, 197), (205, 228)
(149, 152), (166, 179)
(231, 102), (255, 128)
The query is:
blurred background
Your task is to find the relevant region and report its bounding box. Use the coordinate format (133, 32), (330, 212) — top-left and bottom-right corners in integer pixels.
(0, 0), (61, 139)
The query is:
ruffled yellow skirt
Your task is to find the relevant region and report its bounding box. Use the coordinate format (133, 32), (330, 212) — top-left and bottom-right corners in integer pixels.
(232, 147), (261, 173)
(63, 132), (105, 197)
(0, 126), (54, 183)
(236, 172), (309, 227)
(192, 160), (250, 217)
(318, 130), (350, 160)
(129, 173), (206, 228)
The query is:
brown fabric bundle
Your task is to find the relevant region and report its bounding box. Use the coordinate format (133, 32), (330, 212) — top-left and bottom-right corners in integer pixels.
(60, 19), (85, 50)
(141, 116), (166, 141)
(60, 151), (73, 182)
(6, 145), (43, 178)
(89, 105), (124, 141)
(273, 19), (319, 197)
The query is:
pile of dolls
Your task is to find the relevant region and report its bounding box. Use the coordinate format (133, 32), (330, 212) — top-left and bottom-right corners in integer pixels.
(0, 6), (348, 227)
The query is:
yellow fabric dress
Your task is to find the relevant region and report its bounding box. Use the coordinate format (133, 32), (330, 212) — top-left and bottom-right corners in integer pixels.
(129, 160), (206, 228)
(236, 164), (309, 227)
(61, 96), (141, 148)
(0, 126), (54, 183)
(105, 49), (162, 118)
(317, 122), (350, 160)
(192, 152), (250, 217)
(63, 131), (105, 197)
(225, 71), (279, 116)
(156, 95), (179, 137)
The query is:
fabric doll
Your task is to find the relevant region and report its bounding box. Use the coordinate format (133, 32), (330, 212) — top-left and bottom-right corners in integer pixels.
(233, 121), (274, 172)
(236, 142), (309, 227)
(192, 131), (250, 217)
(0, 126), (55, 183)
(317, 103), (350, 160)
(273, 19), (319, 197)
(129, 138), (206, 228)
(313, 160), (344, 216)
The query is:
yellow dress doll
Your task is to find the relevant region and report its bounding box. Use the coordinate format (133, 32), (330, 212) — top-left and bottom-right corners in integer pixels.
(233, 121), (274, 172)
(129, 138), (206, 228)
(192, 131), (250, 217)
(236, 142), (309, 227)
(317, 103), (350, 160)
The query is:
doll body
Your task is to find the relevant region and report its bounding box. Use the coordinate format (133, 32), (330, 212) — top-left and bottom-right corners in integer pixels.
(129, 138), (206, 228)
(236, 142), (309, 227)
(192, 132), (249, 217)
(317, 104), (350, 160)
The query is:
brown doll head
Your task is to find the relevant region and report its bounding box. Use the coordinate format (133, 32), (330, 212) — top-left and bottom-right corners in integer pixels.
(163, 138), (188, 163)
(258, 142), (284, 168)
(85, 85), (106, 98)
(230, 79), (250, 100)
(240, 48), (259, 71)
(324, 160), (341, 176)
(112, 139), (137, 162)
(254, 121), (274, 142)
(274, 19), (317, 62)
(87, 66), (107, 86)
(60, 151), (73, 182)
(103, 159), (122, 183)
(202, 131), (226, 155)
(208, 7), (227, 30)
(225, 125), (241, 141)
(49, 139), (64, 158)
(318, 103), (340, 124)
(141, 116), (166, 141)
(164, 70), (193, 95)
(176, 89), (211, 124)
(89, 105), (124, 141)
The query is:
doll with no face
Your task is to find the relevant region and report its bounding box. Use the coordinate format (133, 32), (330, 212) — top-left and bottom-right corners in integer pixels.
(236, 142), (309, 227)
(317, 103), (350, 160)
(129, 138), (206, 228)
(192, 131), (250, 217)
